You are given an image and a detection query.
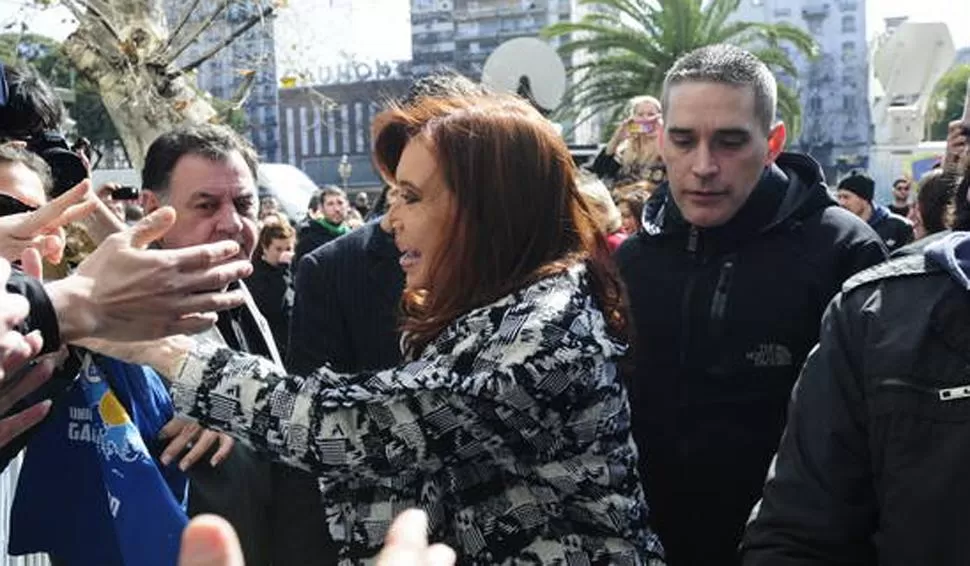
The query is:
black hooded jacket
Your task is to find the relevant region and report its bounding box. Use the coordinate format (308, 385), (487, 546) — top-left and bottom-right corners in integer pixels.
(615, 152), (888, 565)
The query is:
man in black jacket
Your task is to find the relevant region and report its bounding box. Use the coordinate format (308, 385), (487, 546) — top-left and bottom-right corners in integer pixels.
(741, 117), (970, 566)
(836, 172), (915, 252)
(293, 185), (348, 267)
(615, 44), (888, 565)
(141, 125), (281, 566)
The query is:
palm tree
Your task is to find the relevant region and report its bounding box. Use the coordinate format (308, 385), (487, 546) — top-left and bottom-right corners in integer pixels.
(543, 0), (817, 139)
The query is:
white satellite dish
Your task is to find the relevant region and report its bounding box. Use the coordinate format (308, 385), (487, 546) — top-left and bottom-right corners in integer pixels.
(481, 37), (566, 115)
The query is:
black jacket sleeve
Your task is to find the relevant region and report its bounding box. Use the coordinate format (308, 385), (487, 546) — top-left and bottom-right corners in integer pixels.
(585, 148), (622, 182)
(741, 293), (879, 565)
(841, 231), (889, 283)
(7, 269), (61, 354)
(285, 249), (353, 375)
(0, 271), (80, 471)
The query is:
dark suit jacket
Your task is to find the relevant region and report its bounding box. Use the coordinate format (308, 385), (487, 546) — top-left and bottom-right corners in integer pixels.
(277, 219), (404, 566)
(287, 219), (405, 374)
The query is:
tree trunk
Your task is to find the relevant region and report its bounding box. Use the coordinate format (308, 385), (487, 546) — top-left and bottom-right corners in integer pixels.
(62, 0), (217, 171)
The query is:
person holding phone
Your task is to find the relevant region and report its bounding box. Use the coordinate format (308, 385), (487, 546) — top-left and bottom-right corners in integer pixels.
(586, 95), (665, 189)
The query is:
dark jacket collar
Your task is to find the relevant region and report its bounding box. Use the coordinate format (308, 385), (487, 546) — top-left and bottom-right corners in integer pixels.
(363, 218), (400, 260)
(641, 151), (834, 252)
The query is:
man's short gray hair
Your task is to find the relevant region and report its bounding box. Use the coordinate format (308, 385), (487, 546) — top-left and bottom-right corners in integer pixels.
(662, 44), (778, 134)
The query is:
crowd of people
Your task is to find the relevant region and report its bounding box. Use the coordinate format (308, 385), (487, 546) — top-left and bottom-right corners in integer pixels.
(0, 41), (969, 566)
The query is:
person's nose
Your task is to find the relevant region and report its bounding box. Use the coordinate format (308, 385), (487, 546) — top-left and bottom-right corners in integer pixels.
(691, 142), (719, 179)
(215, 203), (244, 236)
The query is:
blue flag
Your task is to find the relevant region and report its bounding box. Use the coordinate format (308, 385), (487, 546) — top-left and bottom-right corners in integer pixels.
(11, 354), (188, 566)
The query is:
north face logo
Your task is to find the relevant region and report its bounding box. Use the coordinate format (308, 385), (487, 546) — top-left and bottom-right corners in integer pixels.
(746, 344), (793, 368)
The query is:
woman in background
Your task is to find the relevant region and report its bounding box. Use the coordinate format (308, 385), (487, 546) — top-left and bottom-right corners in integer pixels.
(246, 221), (295, 360)
(586, 95), (665, 188)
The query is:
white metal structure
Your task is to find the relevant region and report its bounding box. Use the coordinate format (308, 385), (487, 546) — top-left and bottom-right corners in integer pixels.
(481, 37), (567, 112)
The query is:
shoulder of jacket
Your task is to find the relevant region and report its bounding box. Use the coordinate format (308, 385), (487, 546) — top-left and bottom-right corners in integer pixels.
(841, 253), (942, 294)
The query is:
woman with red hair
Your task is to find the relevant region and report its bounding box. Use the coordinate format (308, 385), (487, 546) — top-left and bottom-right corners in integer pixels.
(81, 94), (665, 565)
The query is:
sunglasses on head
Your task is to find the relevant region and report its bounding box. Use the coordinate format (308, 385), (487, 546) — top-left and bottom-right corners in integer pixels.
(0, 193), (38, 217)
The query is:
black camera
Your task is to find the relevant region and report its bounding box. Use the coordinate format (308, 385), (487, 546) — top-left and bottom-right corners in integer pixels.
(111, 185), (140, 201)
(26, 131), (89, 198)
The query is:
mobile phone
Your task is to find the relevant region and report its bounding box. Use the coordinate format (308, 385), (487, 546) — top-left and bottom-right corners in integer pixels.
(111, 185), (140, 201)
(628, 119), (656, 135)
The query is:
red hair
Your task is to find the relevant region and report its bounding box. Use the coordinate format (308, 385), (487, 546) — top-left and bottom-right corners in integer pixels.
(372, 94), (629, 355)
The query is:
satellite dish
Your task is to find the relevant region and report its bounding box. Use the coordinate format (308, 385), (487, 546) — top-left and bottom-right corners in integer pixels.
(481, 37), (566, 117)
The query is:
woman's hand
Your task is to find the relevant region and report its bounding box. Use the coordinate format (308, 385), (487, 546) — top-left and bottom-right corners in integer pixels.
(606, 118), (635, 155)
(47, 208), (252, 343)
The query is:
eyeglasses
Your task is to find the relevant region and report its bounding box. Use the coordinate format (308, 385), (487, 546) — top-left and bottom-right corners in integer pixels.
(0, 193), (38, 217)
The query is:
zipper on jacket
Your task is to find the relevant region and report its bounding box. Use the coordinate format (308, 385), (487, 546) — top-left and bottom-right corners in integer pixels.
(687, 226), (699, 254)
(679, 226), (701, 366)
(708, 258), (736, 342)
(879, 378), (970, 402)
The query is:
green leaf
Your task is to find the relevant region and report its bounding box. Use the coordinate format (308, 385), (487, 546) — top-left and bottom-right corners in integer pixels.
(543, 0), (816, 140)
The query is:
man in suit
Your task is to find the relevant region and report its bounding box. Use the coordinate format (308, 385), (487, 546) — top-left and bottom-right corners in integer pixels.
(141, 124), (279, 566)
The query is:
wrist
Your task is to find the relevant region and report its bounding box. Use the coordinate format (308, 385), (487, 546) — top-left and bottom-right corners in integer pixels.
(158, 336), (194, 381)
(45, 276), (97, 343)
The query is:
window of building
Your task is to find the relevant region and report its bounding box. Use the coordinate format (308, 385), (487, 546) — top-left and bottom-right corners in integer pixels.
(341, 104), (351, 154)
(299, 107), (309, 157)
(842, 15), (856, 33)
(774, 7), (791, 17)
(841, 41), (856, 63)
(285, 107), (296, 165)
(355, 102), (365, 154)
(327, 108), (336, 155)
(808, 18), (823, 34)
(313, 107), (323, 155)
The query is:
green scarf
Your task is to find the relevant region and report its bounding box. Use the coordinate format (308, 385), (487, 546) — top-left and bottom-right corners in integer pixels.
(315, 217), (350, 236)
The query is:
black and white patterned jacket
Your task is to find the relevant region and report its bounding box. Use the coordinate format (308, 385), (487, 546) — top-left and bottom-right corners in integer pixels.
(172, 264), (666, 565)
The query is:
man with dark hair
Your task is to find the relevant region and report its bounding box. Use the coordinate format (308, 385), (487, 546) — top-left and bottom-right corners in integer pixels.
(292, 185), (348, 266)
(740, 117), (970, 565)
(0, 62), (88, 198)
(141, 123), (277, 566)
(0, 62), (64, 137)
(837, 172), (914, 252)
(889, 177), (913, 217)
(615, 44), (888, 565)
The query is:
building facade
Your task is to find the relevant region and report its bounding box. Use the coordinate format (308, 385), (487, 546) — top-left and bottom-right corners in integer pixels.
(956, 46), (970, 67)
(411, 0), (574, 79)
(277, 79), (412, 189)
(163, 1), (282, 162)
(730, 0), (871, 179)
(410, 0), (604, 141)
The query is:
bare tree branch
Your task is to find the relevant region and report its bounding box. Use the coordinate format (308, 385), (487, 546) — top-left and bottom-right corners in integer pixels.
(165, 0), (232, 65)
(229, 72), (256, 107)
(66, 0), (125, 47)
(177, 3), (277, 75)
(164, 0), (205, 52)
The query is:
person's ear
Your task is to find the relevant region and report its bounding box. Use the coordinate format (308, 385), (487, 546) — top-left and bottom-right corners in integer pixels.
(766, 122), (787, 164)
(142, 190), (161, 214)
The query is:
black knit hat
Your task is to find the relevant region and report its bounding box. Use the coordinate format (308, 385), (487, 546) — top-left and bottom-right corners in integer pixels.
(838, 172), (875, 202)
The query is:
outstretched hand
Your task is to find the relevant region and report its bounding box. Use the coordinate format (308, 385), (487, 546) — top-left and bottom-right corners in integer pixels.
(49, 207), (252, 343)
(0, 181), (97, 264)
